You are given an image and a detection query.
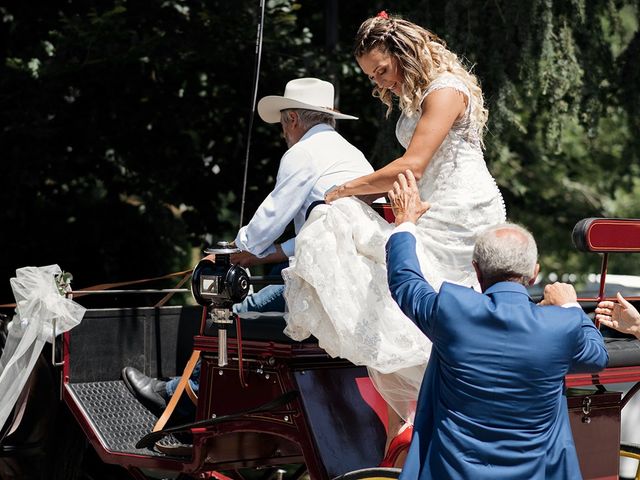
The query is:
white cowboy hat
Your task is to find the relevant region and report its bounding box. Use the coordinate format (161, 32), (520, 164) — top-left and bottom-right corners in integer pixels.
(257, 77), (358, 124)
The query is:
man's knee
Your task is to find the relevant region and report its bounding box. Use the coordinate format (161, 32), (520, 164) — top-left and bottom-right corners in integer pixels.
(233, 285), (286, 314)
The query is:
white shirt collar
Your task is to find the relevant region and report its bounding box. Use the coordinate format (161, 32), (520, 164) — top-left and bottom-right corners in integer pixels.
(298, 123), (334, 143)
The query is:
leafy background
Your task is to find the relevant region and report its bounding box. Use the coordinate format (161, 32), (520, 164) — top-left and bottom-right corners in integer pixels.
(1, 0), (639, 304)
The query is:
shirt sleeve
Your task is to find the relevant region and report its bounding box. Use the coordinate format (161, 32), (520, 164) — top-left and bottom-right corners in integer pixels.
(234, 148), (317, 257)
(561, 302), (581, 309)
(391, 222), (417, 236)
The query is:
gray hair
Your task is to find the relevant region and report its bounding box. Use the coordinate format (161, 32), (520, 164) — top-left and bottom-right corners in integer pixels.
(280, 109), (336, 130)
(472, 223), (538, 286)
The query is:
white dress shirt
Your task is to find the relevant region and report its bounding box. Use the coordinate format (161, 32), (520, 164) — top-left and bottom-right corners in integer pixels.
(235, 123), (373, 257)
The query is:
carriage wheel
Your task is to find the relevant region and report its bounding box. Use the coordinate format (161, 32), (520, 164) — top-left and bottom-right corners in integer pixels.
(332, 467), (401, 480)
(620, 442), (640, 480)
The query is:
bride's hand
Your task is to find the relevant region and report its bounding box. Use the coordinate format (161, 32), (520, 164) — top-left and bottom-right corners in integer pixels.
(324, 185), (345, 204)
(388, 170), (430, 225)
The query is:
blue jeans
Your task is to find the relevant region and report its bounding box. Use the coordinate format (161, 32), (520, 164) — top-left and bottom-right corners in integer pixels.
(165, 266), (286, 415)
(232, 284), (285, 314)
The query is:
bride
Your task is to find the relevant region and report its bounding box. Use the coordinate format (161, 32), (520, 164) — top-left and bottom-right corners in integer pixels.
(282, 12), (506, 463)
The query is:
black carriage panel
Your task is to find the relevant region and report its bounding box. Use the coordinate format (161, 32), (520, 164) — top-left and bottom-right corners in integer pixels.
(68, 305), (201, 383)
(294, 367), (387, 478)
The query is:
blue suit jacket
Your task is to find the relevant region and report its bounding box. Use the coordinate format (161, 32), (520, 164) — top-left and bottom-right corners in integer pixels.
(386, 231), (608, 480)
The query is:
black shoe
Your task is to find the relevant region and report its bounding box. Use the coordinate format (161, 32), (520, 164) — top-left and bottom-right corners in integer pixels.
(121, 367), (169, 417)
(154, 436), (193, 457)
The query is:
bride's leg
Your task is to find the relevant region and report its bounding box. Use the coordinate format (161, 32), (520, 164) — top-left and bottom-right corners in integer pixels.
(381, 403), (412, 468)
(385, 405), (404, 451)
(367, 368), (419, 467)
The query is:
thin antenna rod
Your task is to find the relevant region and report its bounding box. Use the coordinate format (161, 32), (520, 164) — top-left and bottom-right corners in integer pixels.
(238, 0), (266, 229)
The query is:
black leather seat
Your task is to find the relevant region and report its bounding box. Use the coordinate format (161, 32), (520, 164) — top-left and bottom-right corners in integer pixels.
(604, 337), (640, 367)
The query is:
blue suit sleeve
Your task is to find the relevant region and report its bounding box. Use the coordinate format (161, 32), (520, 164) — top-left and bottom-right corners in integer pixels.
(385, 231), (439, 337)
(569, 310), (609, 373)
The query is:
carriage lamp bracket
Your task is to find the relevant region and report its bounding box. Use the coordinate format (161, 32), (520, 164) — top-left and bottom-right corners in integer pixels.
(211, 308), (234, 367)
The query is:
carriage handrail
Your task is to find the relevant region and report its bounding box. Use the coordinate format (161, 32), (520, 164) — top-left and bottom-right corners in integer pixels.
(63, 275), (284, 297)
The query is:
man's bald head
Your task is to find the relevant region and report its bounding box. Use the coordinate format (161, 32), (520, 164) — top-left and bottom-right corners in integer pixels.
(473, 223), (538, 289)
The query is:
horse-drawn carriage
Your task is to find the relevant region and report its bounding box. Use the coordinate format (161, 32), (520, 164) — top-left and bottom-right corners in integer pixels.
(2, 214), (640, 480)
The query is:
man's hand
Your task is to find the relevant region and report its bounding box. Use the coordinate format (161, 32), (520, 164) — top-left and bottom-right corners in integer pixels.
(230, 250), (259, 267)
(538, 282), (578, 306)
(388, 170), (430, 225)
(596, 292), (640, 338)
(229, 244), (288, 268)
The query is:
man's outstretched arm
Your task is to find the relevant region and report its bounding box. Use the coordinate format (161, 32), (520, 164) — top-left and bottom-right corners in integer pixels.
(385, 170), (438, 335)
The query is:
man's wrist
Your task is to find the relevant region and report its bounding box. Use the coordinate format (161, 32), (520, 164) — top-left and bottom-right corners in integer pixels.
(392, 222), (416, 235)
(394, 215), (417, 226)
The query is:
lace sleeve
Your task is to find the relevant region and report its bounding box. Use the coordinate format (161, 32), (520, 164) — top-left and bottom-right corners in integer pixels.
(424, 73), (471, 113)
(423, 73), (480, 145)
(396, 73), (477, 149)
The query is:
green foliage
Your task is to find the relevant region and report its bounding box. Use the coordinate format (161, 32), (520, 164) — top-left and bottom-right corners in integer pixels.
(1, 0), (639, 303)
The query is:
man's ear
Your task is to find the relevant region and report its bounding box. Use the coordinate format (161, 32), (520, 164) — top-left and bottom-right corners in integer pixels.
(472, 260), (482, 286)
(288, 110), (298, 126)
(528, 263), (540, 287)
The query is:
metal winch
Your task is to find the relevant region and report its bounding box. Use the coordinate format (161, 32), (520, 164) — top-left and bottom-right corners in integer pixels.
(191, 241), (250, 367)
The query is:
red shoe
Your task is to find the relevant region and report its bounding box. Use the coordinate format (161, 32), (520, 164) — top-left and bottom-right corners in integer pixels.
(380, 424), (413, 467)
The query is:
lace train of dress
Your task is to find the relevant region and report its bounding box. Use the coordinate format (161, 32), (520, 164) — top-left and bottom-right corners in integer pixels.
(282, 199), (431, 421)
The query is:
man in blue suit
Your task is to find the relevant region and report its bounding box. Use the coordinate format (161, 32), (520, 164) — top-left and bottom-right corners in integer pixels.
(385, 171), (608, 479)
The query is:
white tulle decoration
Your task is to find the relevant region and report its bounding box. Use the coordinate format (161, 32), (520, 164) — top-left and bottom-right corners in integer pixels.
(0, 265), (86, 432)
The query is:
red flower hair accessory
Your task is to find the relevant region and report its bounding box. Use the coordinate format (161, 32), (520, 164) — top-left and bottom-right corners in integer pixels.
(376, 10), (389, 19)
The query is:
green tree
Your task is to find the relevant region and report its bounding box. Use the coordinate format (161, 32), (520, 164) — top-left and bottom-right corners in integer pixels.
(1, 0), (639, 304)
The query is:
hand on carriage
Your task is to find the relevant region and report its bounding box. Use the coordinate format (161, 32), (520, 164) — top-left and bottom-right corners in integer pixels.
(596, 292), (640, 338)
(388, 170), (430, 225)
(230, 245), (287, 267)
(538, 282), (578, 306)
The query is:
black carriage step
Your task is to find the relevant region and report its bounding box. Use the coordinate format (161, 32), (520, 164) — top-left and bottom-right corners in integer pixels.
(67, 380), (184, 458)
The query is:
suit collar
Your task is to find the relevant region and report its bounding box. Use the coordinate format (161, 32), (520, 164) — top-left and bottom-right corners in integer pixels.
(484, 281), (533, 302)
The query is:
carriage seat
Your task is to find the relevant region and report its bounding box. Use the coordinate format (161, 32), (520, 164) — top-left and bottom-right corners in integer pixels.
(605, 337), (640, 368)
(204, 311), (317, 344)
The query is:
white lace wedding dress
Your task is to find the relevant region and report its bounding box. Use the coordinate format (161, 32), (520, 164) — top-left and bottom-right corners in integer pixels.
(282, 73), (506, 420)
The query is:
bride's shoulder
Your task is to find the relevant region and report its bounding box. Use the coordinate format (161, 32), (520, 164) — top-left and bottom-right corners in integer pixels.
(424, 73), (470, 97)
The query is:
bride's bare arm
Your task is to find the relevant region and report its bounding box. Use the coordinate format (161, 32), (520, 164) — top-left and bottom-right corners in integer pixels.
(356, 193), (386, 204)
(326, 88), (467, 203)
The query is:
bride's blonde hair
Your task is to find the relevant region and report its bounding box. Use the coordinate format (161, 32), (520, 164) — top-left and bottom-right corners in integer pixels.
(354, 14), (488, 138)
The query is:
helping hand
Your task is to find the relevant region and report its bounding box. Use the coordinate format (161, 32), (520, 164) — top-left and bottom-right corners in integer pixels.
(388, 170), (430, 225)
(538, 282), (578, 306)
(595, 292), (640, 338)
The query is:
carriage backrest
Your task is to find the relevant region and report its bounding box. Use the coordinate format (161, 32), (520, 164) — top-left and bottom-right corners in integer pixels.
(572, 218), (640, 253)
